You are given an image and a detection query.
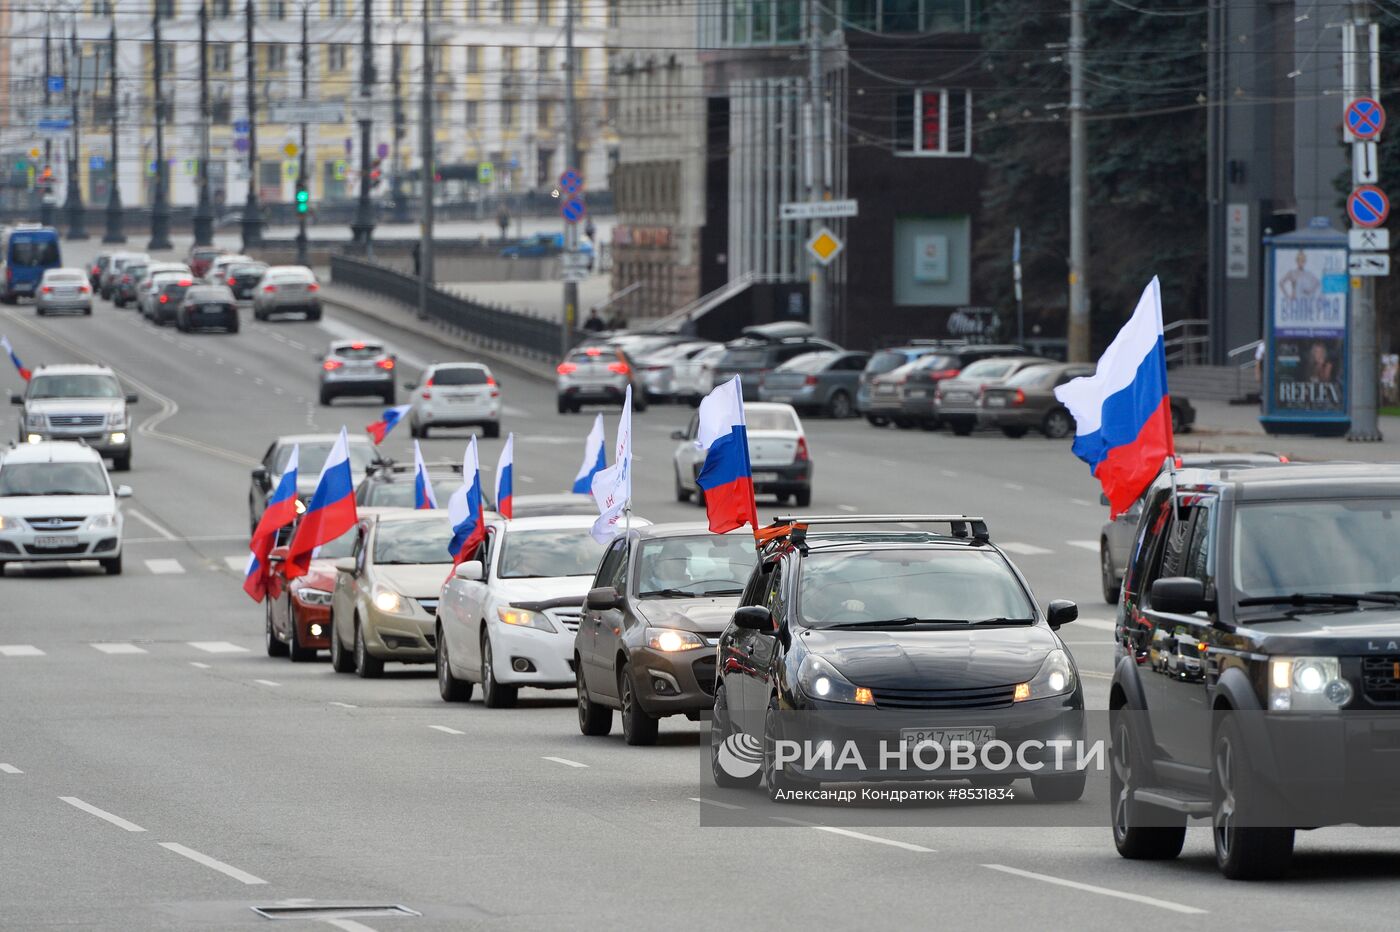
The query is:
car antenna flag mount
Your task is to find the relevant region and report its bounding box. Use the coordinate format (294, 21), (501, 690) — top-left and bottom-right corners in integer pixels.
(762, 515), (990, 543)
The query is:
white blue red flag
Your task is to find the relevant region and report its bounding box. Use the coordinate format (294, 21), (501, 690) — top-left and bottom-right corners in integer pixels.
(571, 413), (607, 494)
(1, 336), (30, 382)
(412, 440), (437, 509)
(286, 427), (359, 578)
(243, 445), (299, 601)
(589, 387), (633, 544)
(495, 432), (515, 519)
(1054, 276), (1175, 518)
(695, 376), (758, 535)
(365, 404), (412, 444)
(447, 436), (486, 564)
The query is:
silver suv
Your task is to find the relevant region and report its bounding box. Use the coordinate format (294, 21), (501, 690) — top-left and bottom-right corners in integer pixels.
(10, 364), (138, 471)
(318, 339), (395, 405)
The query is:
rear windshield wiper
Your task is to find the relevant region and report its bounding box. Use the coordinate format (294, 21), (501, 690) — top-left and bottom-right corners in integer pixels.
(1238, 592), (1400, 607)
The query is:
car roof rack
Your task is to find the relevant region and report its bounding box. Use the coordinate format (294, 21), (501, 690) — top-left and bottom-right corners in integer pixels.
(760, 514), (990, 547)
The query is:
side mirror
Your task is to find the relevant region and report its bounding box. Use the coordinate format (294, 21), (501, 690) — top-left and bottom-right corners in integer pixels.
(586, 586), (621, 610)
(125, 393), (138, 404)
(1150, 576), (1212, 615)
(251, 466), (269, 484)
(333, 557), (357, 574)
(9, 393), (22, 405)
(1046, 599), (1078, 629)
(670, 429), (686, 441)
(452, 560), (484, 581)
(732, 605), (774, 631)
(114, 485), (133, 499)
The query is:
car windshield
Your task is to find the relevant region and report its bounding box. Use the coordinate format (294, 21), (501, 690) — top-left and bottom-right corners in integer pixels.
(0, 461), (108, 496)
(44, 271), (85, 283)
(1233, 499), (1400, 602)
(637, 534), (756, 597)
(800, 549), (1034, 626)
(275, 441), (376, 475)
(777, 352), (837, 373)
(866, 351), (912, 376)
(914, 354), (959, 371)
(497, 527), (606, 578)
(959, 359), (1015, 381)
(430, 366), (489, 386)
(373, 517), (454, 564)
(745, 408), (800, 432)
(28, 374), (122, 399)
(362, 477), (461, 508)
(333, 344), (384, 360)
(9, 238), (60, 267)
(315, 526), (358, 560)
(124, 266), (147, 280)
(719, 347), (769, 368)
(229, 264), (267, 277)
(1004, 365), (1060, 388)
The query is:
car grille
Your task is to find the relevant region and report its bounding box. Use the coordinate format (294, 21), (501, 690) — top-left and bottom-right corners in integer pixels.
(48, 414), (105, 428)
(549, 607), (583, 632)
(418, 599), (439, 614)
(693, 654), (717, 696)
(26, 516), (85, 531)
(869, 684), (1018, 710)
(1361, 657), (1400, 703)
(23, 542), (89, 555)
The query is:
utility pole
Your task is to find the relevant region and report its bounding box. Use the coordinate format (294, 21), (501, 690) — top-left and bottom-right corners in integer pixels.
(65, 24), (88, 240)
(148, 12), (172, 250)
(103, 16), (125, 243)
(193, 1), (214, 246)
(418, 2), (434, 318)
(295, 2), (310, 266)
(1346, 2), (1382, 441)
(391, 40), (408, 223)
(241, 0), (262, 250)
(1066, 0), (1090, 362)
(561, 0), (578, 357)
(41, 16), (54, 227)
(805, 0), (827, 340)
(351, 0), (376, 252)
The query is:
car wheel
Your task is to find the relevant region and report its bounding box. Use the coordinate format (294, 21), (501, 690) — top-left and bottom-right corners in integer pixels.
(329, 620), (355, 673)
(1001, 426), (1029, 439)
(480, 630), (518, 708)
(287, 603), (316, 662)
(1101, 541), (1121, 605)
(437, 625), (473, 702)
(1212, 715), (1294, 879)
(763, 695), (816, 800)
(674, 467), (692, 502)
(307, 308), (322, 321)
(254, 310), (266, 321)
(36, 307), (45, 317)
(557, 397), (569, 414)
(794, 487), (811, 508)
(1043, 408), (1074, 439)
(1030, 771), (1086, 802)
(633, 393), (648, 413)
(1109, 706), (1187, 859)
(381, 390), (395, 405)
(265, 600), (289, 657)
(410, 420), (422, 439)
(483, 422), (500, 439)
(353, 619), (383, 678)
(950, 417), (975, 437)
(112, 455), (130, 472)
(227, 319), (240, 334)
(620, 663), (659, 746)
(100, 552), (122, 575)
(892, 417), (916, 430)
(318, 388), (332, 406)
(710, 681), (762, 788)
(576, 658), (612, 736)
(84, 306), (92, 316)
(866, 414), (889, 427)
(694, 484), (707, 508)
(1171, 405), (1184, 435)
(826, 390), (852, 419)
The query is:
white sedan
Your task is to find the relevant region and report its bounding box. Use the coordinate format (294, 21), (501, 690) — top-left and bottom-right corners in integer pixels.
(671, 401), (812, 507)
(435, 513), (652, 707)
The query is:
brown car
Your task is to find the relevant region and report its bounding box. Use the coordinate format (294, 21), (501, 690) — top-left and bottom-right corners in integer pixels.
(976, 362), (1095, 439)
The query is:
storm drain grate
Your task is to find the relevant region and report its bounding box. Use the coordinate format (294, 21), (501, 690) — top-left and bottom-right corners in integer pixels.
(251, 905), (421, 920)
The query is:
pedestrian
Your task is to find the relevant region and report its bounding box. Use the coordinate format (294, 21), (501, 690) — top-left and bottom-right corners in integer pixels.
(607, 309), (628, 331)
(583, 307), (605, 332)
(411, 241), (421, 277)
(584, 217), (597, 244)
(497, 209), (511, 243)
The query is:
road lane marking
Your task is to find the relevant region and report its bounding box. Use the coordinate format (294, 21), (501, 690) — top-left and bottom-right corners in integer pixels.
(981, 864), (1205, 914)
(91, 643), (148, 655)
(1071, 498), (1097, 507)
(59, 796), (147, 832)
(223, 555), (249, 571)
(1065, 540), (1099, 552)
(542, 756), (588, 768)
(0, 764), (22, 774)
(0, 645), (45, 657)
(328, 701), (358, 709)
(1004, 482), (1025, 491)
(429, 725), (465, 735)
(254, 679), (281, 687)
(1074, 618), (1117, 632)
(188, 641), (249, 654)
(158, 842), (267, 885)
(144, 558), (186, 575)
(837, 504), (858, 513)
(940, 469), (958, 478)
(689, 796), (745, 811)
(127, 509), (180, 541)
(770, 817), (933, 852)
(324, 921), (382, 932)
(189, 662), (212, 669)
(999, 542), (1053, 556)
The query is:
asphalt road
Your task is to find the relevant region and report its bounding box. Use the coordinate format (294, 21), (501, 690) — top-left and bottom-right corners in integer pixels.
(3, 239), (1400, 931)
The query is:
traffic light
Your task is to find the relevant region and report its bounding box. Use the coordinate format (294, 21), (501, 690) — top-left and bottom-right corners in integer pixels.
(295, 182), (309, 214)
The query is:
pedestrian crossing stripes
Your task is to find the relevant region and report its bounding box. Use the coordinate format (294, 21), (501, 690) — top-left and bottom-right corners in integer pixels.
(998, 542), (1054, 556)
(0, 645), (45, 657)
(188, 641), (249, 654)
(144, 559), (186, 575)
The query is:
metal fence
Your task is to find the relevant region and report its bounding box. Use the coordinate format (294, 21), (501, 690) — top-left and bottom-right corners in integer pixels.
(330, 254), (581, 361)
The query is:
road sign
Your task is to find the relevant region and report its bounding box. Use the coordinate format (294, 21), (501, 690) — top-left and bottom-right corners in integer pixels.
(1346, 97), (1386, 140)
(376, 143), (389, 158)
(558, 168), (583, 195)
(561, 251), (591, 270)
(36, 117), (71, 134)
(1348, 185), (1390, 228)
(1354, 140), (1379, 185)
(233, 137), (249, 153)
(780, 199), (859, 221)
(561, 195), (586, 223)
(283, 142), (299, 157)
(806, 227), (844, 265)
(88, 155), (106, 171)
(29, 148), (40, 159)
(477, 161), (494, 184)
(1350, 227), (1390, 251)
(47, 76), (64, 94)
(1349, 253), (1390, 276)
(233, 119), (250, 134)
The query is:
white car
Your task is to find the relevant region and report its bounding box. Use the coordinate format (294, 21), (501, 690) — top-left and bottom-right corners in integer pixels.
(204, 254), (254, 285)
(670, 343), (727, 406)
(0, 440), (131, 575)
(435, 513), (652, 707)
(406, 362), (501, 439)
(637, 341), (718, 403)
(35, 268), (93, 316)
(671, 401), (812, 507)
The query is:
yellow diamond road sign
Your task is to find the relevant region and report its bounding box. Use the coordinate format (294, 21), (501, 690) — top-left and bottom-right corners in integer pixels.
(807, 227), (844, 265)
(284, 142), (299, 157)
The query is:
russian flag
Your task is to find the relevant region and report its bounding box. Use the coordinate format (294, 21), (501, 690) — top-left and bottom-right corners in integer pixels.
(1054, 277), (1176, 518)
(695, 376), (758, 535)
(2, 336), (30, 382)
(412, 440), (437, 509)
(286, 427), (359, 579)
(571, 413), (607, 493)
(243, 445), (299, 601)
(365, 404), (412, 444)
(447, 436), (486, 564)
(495, 432), (514, 519)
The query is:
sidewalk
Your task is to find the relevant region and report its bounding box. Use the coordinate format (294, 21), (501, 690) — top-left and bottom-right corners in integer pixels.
(440, 277), (614, 323)
(1182, 399), (1400, 462)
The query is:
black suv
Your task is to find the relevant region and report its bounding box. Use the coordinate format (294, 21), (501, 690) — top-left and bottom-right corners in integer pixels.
(1111, 462), (1400, 879)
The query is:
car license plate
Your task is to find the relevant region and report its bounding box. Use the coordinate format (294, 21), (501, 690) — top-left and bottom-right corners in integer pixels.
(900, 725), (996, 750)
(985, 396), (1007, 407)
(753, 471), (780, 482)
(31, 535), (79, 549)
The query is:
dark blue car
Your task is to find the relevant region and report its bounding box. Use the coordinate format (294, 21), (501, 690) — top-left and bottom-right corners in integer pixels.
(1, 225), (62, 303)
(499, 232), (595, 260)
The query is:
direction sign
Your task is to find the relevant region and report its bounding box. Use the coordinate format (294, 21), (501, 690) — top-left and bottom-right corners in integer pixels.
(47, 76), (64, 94)
(1349, 253), (1390, 277)
(477, 161), (494, 184)
(1354, 140), (1379, 185)
(1348, 185), (1390, 228)
(1347, 97), (1386, 141)
(781, 199), (859, 221)
(1350, 227), (1390, 252)
(29, 148), (40, 159)
(806, 227), (844, 265)
(561, 195), (586, 223)
(233, 119), (250, 134)
(558, 168), (583, 195)
(36, 117), (71, 134)
(89, 155), (106, 171)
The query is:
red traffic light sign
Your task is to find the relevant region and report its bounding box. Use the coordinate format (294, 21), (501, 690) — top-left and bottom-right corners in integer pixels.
(1348, 185), (1390, 228)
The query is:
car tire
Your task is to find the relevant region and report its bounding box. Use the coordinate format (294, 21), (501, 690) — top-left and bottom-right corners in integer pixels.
(1109, 705), (1187, 860)
(694, 484), (706, 508)
(1030, 771), (1086, 802)
(794, 488), (811, 508)
(1171, 405), (1185, 435)
(227, 318), (240, 334)
(633, 394), (648, 413)
(950, 417), (975, 437)
(36, 307), (45, 317)
(826, 390), (852, 419)
(84, 306), (92, 316)
(674, 467), (691, 502)
(619, 663), (659, 746)
(710, 681), (761, 788)
(265, 600), (289, 657)
(319, 388), (333, 406)
(410, 420), (423, 439)
(353, 619), (384, 678)
(576, 658), (612, 736)
(100, 552), (122, 575)
(437, 625), (474, 702)
(919, 417), (941, 431)
(307, 309), (322, 322)
(287, 604), (316, 662)
(557, 397), (569, 414)
(480, 630), (518, 708)
(892, 417), (916, 430)
(1101, 540), (1121, 605)
(381, 390), (395, 405)
(1001, 426), (1029, 439)
(254, 310), (267, 321)
(330, 620), (355, 673)
(866, 414), (889, 427)
(483, 422), (500, 439)
(1212, 715), (1294, 879)
(763, 695), (817, 800)
(112, 455), (130, 472)
(1043, 408), (1074, 439)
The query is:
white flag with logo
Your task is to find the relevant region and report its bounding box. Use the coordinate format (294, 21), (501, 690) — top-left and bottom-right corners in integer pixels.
(589, 385), (633, 543)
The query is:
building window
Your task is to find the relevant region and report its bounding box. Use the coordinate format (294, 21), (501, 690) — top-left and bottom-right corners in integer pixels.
(212, 43), (231, 72)
(537, 49), (551, 75)
(430, 44), (446, 73)
(538, 0), (551, 22)
(392, 0), (405, 13)
(265, 43), (287, 71)
(467, 0), (480, 15)
(607, 0), (618, 27)
(501, 0), (514, 21)
(434, 0), (447, 14)
(466, 46), (481, 73)
(895, 88), (970, 157)
(268, 0), (287, 19)
(155, 0), (177, 16)
(466, 100), (479, 124)
(501, 47), (517, 72)
(93, 0), (115, 14)
(211, 0), (230, 14)
(502, 100), (515, 126)
(538, 101), (552, 127)
(160, 45), (176, 71)
(328, 0), (346, 15)
(328, 43), (348, 71)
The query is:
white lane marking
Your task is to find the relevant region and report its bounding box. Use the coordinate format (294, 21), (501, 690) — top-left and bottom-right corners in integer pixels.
(91, 643), (148, 655)
(542, 756), (588, 768)
(254, 679), (281, 687)
(144, 558), (186, 575)
(429, 725), (464, 735)
(0, 645), (45, 657)
(158, 842), (267, 885)
(1071, 498), (1097, 507)
(0, 763), (22, 774)
(234, 367), (245, 375)
(1074, 618), (1117, 632)
(1004, 482), (1025, 491)
(770, 817), (934, 852)
(59, 796), (147, 832)
(223, 555), (248, 571)
(189, 662), (212, 669)
(253, 377), (265, 386)
(287, 340), (307, 351)
(323, 921), (382, 932)
(1065, 540), (1100, 552)
(127, 509), (180, 541)
(124, 534), (249, 545)
(689, 796), (745, 811)
(940, 469), (958, 478)
(188, 641), (249, 654)
(518, 474), (536, 484)
(998, 542), (1053, 556)
(837, 504), (858, 513)
(982, 864), (1205, 915)
(328, 701), (358, 709)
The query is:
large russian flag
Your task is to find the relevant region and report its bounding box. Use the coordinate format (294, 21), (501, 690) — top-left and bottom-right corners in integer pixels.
(495, 432), (514, 519)
(447, 436), (486, 564)
(695, 376), (758, 535)
(1054, 277), (1175, 518)
(286, 428), (359, 579)
(243, 444), (300, 601)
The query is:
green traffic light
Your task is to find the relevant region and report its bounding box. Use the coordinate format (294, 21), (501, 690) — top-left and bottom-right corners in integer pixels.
(295, 188), (309, 213)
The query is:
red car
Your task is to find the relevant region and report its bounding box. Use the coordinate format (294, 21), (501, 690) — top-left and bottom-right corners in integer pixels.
(188, 246), (224, 280)
(263, 527), (353, 661)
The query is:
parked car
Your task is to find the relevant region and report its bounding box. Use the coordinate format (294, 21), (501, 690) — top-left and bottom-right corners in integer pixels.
(865, 344), (1029, 429)
(34, 268), (93, 316)
(406, 362), (501, 438)
(249, 432), (381, 530)
(636, 341), (718, 403)
(175, 284), (240, 333)
(318, 339), (396, 406)
(187, 245), (224, 279)
(671, 343), (727, 406)
(672, 402), (811, 506)
(101, 252), (150, 301)
(976, 362), (1095, 439)
(555, 344), (647, 413)
(711, 324), (841, 401)
(757, 350), (870, 418)
(112, 262), (148, 308)
(856, 341), (971, 422)
(253, 265), (321, 320)
(222, 261), (269, 300)
(500, 232), (594, 260)
(934, 355), (1051, 436)
(0, 224), (61, 303)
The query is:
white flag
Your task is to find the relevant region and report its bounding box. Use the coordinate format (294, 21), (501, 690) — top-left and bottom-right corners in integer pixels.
(589, 385), (633, 543)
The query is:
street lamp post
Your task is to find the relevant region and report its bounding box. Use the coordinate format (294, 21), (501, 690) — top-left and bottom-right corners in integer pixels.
(350, 0), (376, 251)
(64, 24), (89, 240)
(240, 0), (263, 250)
(192, 1), (215, 246)
(148, 13), (172, 250)
(102, 16), (125, 243)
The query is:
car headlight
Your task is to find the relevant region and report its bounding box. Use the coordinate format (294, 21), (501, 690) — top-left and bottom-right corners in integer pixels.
(85, 513), (118, 530)
(1268, 656), (1352, 711)
(796, 653), (874, 705)
(497, 605), (557, 632)
(109, 411), (129, 430)
(372, 588), (406, 614)
(0, 515), (17, 531)
(294, 586), (333, 606)
(1015, 648), (1077, 701)
(25, 413), (44, 429)
(645, 627), (706, 652)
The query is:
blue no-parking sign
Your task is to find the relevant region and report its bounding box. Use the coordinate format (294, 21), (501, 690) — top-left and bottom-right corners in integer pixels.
(561, 196), (586, 223)
(1348, 185), (1390, 228)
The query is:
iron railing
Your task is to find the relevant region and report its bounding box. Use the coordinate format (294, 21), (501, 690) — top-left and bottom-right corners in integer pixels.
(1163, 318), (1210, 368)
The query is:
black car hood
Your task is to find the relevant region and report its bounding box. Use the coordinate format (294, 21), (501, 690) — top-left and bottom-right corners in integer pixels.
(1248, 609), (1400, 653)
(635, 596), (740, 633)
(800, 624), (1060, 689)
